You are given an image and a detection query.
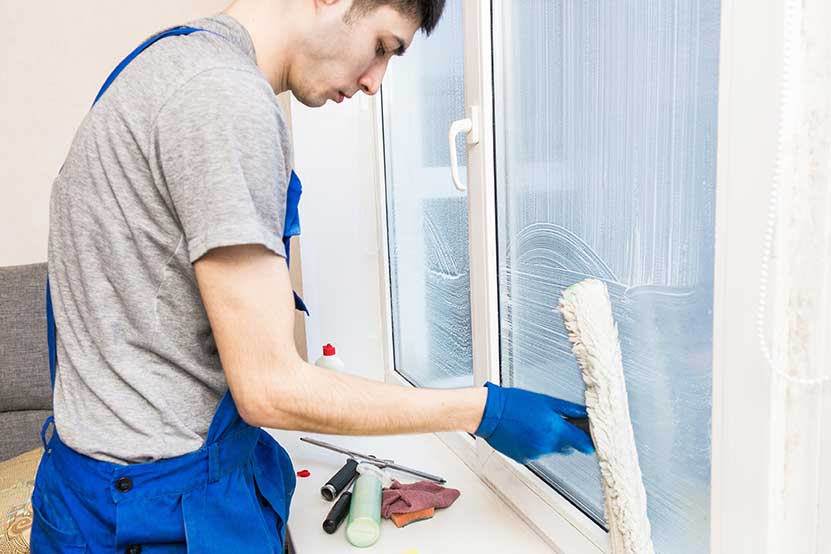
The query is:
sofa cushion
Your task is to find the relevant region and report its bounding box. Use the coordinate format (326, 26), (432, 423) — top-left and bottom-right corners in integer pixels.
(0, 263), (52, 413)
(0, 411), (51, 463)
(0, 447), (40, 553)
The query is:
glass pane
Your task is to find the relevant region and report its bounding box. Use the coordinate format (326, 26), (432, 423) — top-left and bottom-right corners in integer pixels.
(382, 0), (472, 388)
(494, 2), (720, 552)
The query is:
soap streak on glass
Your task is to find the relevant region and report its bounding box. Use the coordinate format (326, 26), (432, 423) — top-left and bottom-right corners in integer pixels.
(382, 0), (473, 388)
(494, 1), (720, 552)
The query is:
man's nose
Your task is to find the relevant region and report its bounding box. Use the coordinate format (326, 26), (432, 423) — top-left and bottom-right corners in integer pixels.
(358, 59), (389, 96)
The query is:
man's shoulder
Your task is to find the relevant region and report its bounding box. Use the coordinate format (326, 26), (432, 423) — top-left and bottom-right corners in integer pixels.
(154, 65), (284, 140)
(120, 25), (278, 125)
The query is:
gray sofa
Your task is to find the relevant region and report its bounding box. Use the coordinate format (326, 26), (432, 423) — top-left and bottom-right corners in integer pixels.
(0, 263), (52, 462)
(0, 262), (296, 551)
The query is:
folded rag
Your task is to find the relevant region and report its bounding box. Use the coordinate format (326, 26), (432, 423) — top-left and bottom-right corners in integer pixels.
(381, 479), (461, 519)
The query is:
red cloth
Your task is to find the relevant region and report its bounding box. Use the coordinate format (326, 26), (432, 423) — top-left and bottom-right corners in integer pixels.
(381, 479), (460, 518)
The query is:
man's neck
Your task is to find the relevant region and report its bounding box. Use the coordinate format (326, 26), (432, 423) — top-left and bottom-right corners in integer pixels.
(223, 0), (304, 94)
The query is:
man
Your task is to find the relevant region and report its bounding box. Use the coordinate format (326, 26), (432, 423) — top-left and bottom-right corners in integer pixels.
(34, 0), (593, 552)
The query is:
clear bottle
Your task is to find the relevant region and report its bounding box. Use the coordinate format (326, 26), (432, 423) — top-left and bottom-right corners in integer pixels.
(314, 343), (345, 372)
(346, 463), (391, 548)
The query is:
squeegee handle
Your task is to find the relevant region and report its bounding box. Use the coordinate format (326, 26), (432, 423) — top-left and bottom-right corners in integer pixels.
(321, 458), (359, 501)
(322, 491), (352, 534)
(563, 416), (592, 439)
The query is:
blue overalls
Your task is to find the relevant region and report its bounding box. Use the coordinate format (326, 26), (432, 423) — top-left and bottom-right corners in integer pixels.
(33, 26), (306, 554)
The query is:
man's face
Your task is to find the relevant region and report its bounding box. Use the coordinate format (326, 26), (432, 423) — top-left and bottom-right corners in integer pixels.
(289, 0), (420, 107)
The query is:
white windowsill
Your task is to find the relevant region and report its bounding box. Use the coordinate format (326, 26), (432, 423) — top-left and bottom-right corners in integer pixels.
(267, 429), (555, 553)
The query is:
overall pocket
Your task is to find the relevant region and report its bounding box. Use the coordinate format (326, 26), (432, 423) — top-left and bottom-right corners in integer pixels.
(251, 433), (295, 550)
(30, 485), (87, 553)
(250, 471), (285, 553)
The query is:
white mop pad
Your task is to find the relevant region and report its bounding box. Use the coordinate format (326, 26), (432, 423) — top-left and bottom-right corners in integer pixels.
(558, 279), (655, 554)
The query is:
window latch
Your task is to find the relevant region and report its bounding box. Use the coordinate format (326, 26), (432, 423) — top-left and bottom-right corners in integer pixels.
(448, 105), (480, 192)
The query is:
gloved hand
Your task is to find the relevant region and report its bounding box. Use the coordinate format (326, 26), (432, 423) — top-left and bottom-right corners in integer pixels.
(474, 382), (594, 464)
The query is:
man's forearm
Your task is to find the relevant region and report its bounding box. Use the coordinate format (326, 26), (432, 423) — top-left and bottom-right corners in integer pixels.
(256, 360), (488, 435)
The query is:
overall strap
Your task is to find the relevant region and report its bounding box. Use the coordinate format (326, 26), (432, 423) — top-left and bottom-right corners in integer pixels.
(282, 171), (302, 264)
(46, 278), (57, 389)
(47, 26), (210, 392)
(42, 25), (218, 452)
(283, 171), (309, 315)
(45, 24), (308, 437)
(43, 278), (57, 451)
(92, 26), (208, 107)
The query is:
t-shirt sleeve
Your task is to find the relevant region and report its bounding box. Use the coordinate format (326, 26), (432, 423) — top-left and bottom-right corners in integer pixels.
(152, 67), (290, 263)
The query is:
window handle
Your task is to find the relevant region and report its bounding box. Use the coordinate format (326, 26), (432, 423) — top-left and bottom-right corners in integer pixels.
(448, 105), (480, 192)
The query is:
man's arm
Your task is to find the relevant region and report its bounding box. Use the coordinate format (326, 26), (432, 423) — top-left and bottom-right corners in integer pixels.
(194, 244), (488, 435)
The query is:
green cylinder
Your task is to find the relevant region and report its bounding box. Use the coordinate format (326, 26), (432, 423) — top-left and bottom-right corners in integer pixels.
(345, 464), (384, 547)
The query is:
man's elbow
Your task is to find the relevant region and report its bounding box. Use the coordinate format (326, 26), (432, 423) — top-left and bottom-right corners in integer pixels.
(236, 393), (272, 428)
(232, 373), (301, 430)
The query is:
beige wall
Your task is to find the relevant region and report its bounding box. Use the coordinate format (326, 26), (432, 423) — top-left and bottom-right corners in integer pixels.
(0, 1), (229, 266)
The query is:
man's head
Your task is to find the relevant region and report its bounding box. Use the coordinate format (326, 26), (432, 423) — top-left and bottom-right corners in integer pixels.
(285, 0), (446, 107)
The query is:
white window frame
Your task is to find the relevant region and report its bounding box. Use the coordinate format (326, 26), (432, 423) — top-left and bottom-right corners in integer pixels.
(376, 2), (609, 550)
(372, 0), (801, 552)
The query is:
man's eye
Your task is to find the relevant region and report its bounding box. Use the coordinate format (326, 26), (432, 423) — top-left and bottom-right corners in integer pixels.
(376, 42), (387, 57)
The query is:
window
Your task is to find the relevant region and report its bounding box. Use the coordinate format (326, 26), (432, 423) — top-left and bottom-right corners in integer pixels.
(380, 1), (722, 552)
(494, 2), (720, 551)
(382, 0), (473, 389)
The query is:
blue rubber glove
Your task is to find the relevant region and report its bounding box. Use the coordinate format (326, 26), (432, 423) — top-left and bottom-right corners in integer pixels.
(474, 382), (594, 464)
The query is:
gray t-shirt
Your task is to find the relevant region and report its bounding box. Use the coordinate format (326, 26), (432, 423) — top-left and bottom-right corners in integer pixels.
(47, 14), (292, 464)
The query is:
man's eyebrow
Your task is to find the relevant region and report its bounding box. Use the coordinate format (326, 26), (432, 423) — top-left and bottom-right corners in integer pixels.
(393, 35), (407, 56)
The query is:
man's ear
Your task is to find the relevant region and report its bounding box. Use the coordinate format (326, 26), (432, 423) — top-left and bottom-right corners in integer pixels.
(314, 0), (352, 17)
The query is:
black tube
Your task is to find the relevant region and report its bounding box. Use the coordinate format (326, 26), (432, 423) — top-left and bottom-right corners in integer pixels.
(321, 458), (358, 501)
(322, 492), (352, 534)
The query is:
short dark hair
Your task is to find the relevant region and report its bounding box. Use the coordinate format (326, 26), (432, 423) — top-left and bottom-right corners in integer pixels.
(346, 0), (446, 35)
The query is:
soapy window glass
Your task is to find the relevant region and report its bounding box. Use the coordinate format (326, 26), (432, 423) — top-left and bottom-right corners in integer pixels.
(493, 1), (721, 552)
(381, 0), (473, 389)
